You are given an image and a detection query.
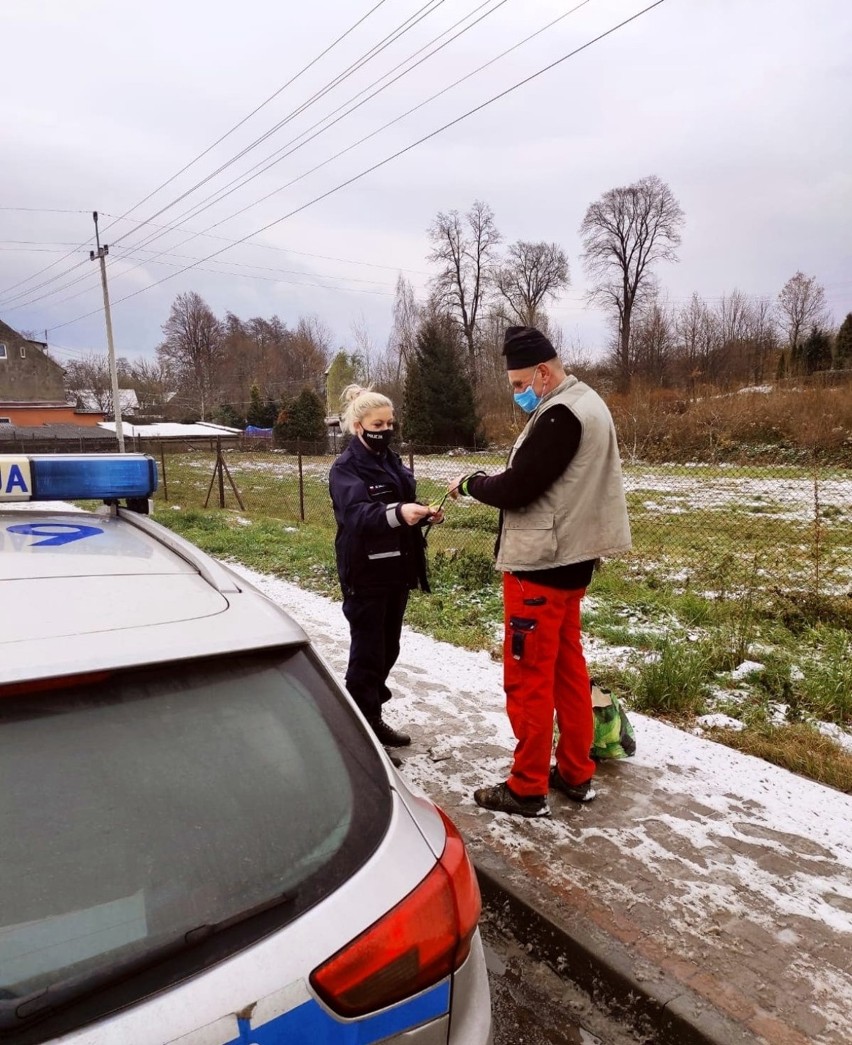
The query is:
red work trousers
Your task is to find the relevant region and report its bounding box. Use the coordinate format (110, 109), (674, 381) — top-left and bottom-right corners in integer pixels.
(503, 575), (596, 797)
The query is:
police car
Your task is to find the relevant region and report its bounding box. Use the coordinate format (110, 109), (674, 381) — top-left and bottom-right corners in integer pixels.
(0, 454), (492, 1045)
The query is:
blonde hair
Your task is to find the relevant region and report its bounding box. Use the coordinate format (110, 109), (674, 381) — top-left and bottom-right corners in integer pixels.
(339, 384), (394, 434)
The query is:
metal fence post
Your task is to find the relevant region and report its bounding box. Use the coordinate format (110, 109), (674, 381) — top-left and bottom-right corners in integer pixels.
(217, 437), (225, 508)
(298, 439), (305, 521)
(159, 441), (168, 502)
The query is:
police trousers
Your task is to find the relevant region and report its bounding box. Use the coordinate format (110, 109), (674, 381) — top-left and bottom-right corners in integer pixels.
(342, 586), (410, 721)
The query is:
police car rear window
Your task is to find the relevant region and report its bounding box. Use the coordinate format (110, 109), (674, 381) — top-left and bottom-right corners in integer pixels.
(0, 646), (390, 1033)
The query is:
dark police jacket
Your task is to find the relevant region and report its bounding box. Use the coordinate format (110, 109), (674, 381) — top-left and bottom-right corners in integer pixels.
(329, 437), (430, 594)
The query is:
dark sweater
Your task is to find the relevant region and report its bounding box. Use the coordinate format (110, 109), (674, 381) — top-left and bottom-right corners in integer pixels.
(466, 405), (595, 590)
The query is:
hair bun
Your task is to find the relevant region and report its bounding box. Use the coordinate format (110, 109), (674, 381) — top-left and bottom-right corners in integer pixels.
(341, 383), (370, 405)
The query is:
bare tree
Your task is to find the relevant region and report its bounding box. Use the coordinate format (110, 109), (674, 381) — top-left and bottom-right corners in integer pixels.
(776, 272), (830, 370)
(631, 297), (676, 386)
(698, 291), (778, 388)
(287, 315), (332, 396)
(580, 175), (685, 392)
(560, 334), (595, 378)
(127, 357), (175, 414)
(673, 294), (719, 393)
(427, 200), (501, 383)
(157, 292), (223, 420)
(63, 353), (114, 414)
(388, 273), (419, 381)
(494, 241), (569, 327)
(742, 296), (776, 385)
(350, 314), (377, 385)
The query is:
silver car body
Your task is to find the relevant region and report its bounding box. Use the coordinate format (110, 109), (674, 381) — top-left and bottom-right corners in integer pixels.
(0, 454), (492, 1045)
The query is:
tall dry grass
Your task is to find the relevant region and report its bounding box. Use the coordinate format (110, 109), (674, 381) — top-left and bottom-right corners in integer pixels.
(477, 376), (852, 464)
(608, 381), (852, 465)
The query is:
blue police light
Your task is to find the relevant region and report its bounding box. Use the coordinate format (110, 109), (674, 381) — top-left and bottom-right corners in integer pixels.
(0, 454), (158, 501)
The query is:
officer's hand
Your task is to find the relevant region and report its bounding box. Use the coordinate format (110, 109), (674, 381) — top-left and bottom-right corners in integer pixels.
(400, 502), (433, 526)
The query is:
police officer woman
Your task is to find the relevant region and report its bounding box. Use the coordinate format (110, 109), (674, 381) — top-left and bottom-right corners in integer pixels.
(329, 385), (437, 748)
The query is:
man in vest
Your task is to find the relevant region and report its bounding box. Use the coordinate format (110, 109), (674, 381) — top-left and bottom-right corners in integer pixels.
(449, 325), (631, 818)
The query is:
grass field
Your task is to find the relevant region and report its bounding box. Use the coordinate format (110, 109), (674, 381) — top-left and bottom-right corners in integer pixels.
(151, 447), (852, 792)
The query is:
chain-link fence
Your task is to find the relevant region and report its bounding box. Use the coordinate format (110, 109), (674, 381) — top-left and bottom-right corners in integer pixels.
(149, 440), (852, 602)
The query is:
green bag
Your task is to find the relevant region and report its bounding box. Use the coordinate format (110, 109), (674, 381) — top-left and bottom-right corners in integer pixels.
(590, 681), (636, 760)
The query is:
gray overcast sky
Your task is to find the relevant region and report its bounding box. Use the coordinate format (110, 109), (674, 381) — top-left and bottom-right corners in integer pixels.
(1, 0), (850, 369)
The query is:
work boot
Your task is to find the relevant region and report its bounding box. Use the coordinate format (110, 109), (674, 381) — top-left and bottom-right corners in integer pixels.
(473, 781), (550, 819)
(548, 766), (596, 803)
(367, 716), (411, 747)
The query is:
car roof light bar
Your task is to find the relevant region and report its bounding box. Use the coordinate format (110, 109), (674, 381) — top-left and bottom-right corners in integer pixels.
(0, 454), (158, 503)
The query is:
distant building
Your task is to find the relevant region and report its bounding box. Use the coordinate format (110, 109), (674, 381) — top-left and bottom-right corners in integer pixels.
(98, 421), (241, 441)
(0, 319), (104, 427)
(68, 388), (140, 415)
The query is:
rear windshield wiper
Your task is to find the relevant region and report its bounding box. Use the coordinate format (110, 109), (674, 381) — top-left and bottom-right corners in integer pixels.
(0, 890), (298, 1029)
(183, 890), (299, 944)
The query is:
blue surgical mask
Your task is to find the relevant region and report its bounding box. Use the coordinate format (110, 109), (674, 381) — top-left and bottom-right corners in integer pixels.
(513, 385), (540, 413)
(513, 371), (543, 414)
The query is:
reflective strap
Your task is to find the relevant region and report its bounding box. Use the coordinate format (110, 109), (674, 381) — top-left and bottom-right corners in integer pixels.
(386, 503), (402, 528)
(368, 551), (402, 560)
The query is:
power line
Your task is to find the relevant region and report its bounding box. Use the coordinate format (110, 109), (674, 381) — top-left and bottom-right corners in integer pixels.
(0, 259), (92, 310)
(114, 252), (398, 297)
(196, 0), (579, 235)
(0, 236), (93, 301)
(6, 258), (150, 315)
(1, 0), (446, 310)
(49, 0), (669, 333)
(111, 0), (454, 253)
(113, 245), (400, 287)
(2, 0), (504, 313)
(117, 0), (591, 271)
(111, 221), (432, 274)
(4, 238), (410, 320)
(0, 207), (91, 215)
(120, 0), (511, 264)
(28, 0), (561, 310)
(99, 0), (395, 237)
(0, 240), (85, 248)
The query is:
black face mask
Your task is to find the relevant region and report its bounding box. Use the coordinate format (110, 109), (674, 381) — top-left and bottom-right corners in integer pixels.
(361, 428), (393, 452)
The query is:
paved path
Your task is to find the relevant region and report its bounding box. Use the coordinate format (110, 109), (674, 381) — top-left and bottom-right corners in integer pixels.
(237, 566), (852, 1045)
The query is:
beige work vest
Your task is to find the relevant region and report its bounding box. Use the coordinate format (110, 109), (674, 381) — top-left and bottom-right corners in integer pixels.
(495, 376), (632, 573)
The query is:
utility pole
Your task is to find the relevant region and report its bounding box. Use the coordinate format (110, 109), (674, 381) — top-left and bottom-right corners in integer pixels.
(90, 211), (124, 452)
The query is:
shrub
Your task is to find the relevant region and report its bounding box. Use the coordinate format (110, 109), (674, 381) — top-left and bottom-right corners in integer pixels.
(429, 549), (497, 592)
(629, 640), (711, 716)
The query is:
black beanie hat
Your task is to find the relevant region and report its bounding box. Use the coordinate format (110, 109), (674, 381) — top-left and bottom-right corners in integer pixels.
(502, 325), (557, 370)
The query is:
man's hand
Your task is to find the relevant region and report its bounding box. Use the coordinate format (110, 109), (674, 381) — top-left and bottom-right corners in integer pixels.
(448, 474), (467, 499)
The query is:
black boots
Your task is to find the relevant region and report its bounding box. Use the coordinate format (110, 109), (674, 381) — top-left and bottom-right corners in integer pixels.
(367, 716), (411, 748)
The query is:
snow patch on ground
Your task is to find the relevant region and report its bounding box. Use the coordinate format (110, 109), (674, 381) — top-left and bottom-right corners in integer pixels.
(229, 562), (852, 941)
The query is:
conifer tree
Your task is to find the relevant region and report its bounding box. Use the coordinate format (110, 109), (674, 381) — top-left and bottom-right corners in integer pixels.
(245, 383), (278, 427)
(215, 402), (245, 427)
(800, 327), (832, 374)
(275, 387), (326, 442)
(325, 351), (363, 414)
(401, 316), (477, 447)
(401, 357), (431, 444)
(835, 313), (852, 369)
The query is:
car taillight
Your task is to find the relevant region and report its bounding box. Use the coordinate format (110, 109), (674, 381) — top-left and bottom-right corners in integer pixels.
(310, 805), (481, 1018)
(0, 672), (111, 698)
